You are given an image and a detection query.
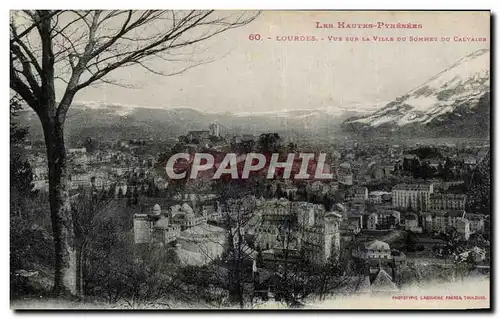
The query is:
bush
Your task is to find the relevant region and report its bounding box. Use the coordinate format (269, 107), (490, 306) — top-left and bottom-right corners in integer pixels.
(10, 213), (54, 298)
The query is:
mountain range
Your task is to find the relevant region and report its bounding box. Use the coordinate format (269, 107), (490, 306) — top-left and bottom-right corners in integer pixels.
(17, 49), (490, 144)
(17, 101), (372, 144)
(343, 49), (490, 138)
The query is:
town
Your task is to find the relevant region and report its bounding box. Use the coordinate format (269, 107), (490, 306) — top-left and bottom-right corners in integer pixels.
(17, 121), (491, 306)
(9, 9), (490, 311)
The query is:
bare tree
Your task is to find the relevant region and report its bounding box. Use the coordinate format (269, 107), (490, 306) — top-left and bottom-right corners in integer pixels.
(184, 187), (259, 308)
(10, 10), (258, 295)
(71, 187), (114, 297)
(224, 196), (259, 308)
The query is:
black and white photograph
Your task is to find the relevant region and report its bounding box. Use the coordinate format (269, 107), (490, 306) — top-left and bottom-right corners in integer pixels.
(9, 9), (491, 310)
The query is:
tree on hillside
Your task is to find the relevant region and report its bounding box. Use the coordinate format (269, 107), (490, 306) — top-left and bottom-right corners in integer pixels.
(10, 10), (258, 295)
(257, 133), (282, 153)
(467, 151), (491, 215)
(443, 157), (454, 181)
(275, 184), (284, 199)
(71, 189), (113, 297)
(10, 95), (35, 214)
(410, 158), (421, 179)
(81, 137), (98, 153)
(443, 226), (464, 258)
(404, 231), (417, 252)
(217, 189), (260, 308)
(10, 96), (49, 297)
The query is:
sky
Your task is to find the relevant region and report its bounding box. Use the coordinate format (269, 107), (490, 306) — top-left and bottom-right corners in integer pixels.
(60, 11), (490, 114)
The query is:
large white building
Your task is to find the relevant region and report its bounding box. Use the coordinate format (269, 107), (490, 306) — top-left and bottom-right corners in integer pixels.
(352, 240), (392, 260)
(253, 198), (342, 266)
(429, 193), (467, 211)
(421, 210), (467, 234)
(133, 203), (225, 266)
(302, 211), (342, 265)
(392, 183), (434, 211)
(209, 122), (221, 137)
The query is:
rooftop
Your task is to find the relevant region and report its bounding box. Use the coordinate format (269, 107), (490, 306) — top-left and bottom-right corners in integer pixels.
(429, 193), (467, 199)
(365, 240), (390, 251)
(393, 183), (433, 191)
(371, 269), (398, 292)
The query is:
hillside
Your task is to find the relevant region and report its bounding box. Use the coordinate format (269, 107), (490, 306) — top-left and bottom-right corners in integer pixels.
(343, 49), (490, 138)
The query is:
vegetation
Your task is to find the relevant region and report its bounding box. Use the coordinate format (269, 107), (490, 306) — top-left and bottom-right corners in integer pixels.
(10, 10), (257, 295)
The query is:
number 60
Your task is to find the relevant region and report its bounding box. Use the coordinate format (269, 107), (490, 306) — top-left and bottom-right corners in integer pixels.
(248, 34), (261, 41)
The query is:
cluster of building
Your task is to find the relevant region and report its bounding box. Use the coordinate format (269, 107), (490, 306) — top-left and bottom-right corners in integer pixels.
(251, 198), (342, 266)
(182, 122), (222, 146)
(337, 184), (485, 241)
(133, 203), (226, 266)
(329, 171), (486, 242)
(132, 196), (346, 268)
(390, 182), (484, 240)
(30, 145), (157, 193)
(21, 117), (491, 303)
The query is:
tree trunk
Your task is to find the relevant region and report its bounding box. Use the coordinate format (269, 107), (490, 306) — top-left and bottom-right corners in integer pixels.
(43, 118), (77, 296)
(82, 246), (88, 295)
(75, 239), (84, 297)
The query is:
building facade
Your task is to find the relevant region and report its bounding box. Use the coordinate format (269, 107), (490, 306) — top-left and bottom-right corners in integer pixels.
(392, 183), (434, 211)
(352, 240), (392, 260)
(429, 193), (467, 211)
(466, 213), (485, 234)
(421, 210), (467, 234)
(253, 198), (342, 266)
(347, 186), (369, 202)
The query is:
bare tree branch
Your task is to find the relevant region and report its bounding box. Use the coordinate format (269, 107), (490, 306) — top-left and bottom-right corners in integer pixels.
(11, 10), (259, 115)
(10, 57), (38, 109)
(10, 21), (43, 77)
(11, 45), (41, 95)
(9, 11), (259, 295)
(10, 10), (61, 45)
